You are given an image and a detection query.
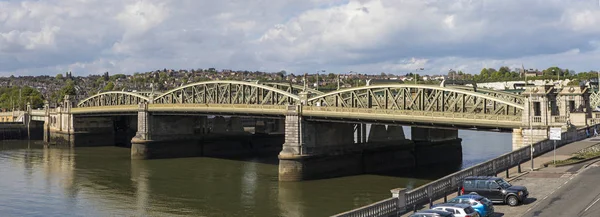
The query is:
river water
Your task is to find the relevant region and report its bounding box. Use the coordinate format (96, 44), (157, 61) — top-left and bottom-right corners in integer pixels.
(0, 128), (511, 217)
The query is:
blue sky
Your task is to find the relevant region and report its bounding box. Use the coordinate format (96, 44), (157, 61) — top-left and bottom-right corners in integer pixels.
(0, 0), (599, 76)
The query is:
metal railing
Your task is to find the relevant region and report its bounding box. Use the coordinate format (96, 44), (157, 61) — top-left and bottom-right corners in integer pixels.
(304, 107), (522, 122)
(333, 125), (595, 217)
(333, 197), (400, 217)
(30, 110), (46, 116)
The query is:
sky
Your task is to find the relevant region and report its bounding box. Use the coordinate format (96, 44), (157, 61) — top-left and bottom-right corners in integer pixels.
(1, 0), (599, 77)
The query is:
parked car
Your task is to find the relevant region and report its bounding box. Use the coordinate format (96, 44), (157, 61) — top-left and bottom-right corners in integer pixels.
(432, 203), (480, 217)
(448, 194), (494, 217)
(409, 209), (455, 217)
(461, 176), (528, 206)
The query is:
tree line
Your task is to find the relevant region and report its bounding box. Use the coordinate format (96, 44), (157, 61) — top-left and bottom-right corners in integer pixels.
(0, 86), (44, 111)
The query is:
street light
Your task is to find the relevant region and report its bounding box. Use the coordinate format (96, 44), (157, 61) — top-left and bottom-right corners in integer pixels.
(350, 71), (359, 87)
(529, 89), (534, 171)
(415, 68), (424, 84)
(316, 70), (325, 90)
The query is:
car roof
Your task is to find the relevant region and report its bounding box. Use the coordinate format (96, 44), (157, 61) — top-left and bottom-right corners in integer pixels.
(464, 176), (501, 181)
(433, 203), (471, 208)
(415, 209), (453, 215)
(454, 194), (484, 200)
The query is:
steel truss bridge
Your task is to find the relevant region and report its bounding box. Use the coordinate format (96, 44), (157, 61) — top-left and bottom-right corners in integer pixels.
(71, 80), (525, 130)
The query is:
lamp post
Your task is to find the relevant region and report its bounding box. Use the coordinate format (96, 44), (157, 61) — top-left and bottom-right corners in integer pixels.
(350, 71), (359, 87)
(529, 89), (534, 171)
(597, 70), (600, 92)
(315, 70), (325, 91)
(415, 68), (424, 84)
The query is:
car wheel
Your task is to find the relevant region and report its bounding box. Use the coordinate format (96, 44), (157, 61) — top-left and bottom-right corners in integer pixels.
(476, 210), (483, 217)
(507, 195), (519, 206)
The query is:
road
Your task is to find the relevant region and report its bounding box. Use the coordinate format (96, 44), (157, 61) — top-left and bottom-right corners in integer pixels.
(522, 162), (600, 217)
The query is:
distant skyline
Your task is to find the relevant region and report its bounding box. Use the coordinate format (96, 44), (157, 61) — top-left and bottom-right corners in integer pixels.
(1, 0), (599, 77)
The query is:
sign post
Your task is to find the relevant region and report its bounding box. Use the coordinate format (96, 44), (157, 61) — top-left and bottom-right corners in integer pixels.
(549, 128), (562, 164)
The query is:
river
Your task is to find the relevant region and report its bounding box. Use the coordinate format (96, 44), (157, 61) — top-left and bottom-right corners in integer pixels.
(0, 128), (511, 217)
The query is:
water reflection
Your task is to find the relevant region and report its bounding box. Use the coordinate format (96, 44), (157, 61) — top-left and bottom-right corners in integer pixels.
(0, 128), (512, 217)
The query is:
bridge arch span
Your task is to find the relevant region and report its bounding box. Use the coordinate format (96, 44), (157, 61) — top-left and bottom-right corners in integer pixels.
(153, 80), (300, 105)
(77, 91), (151, 108)
(306, 84), (524, 117)
(260, 82), (325, 96)
(448, 86), (525, 105)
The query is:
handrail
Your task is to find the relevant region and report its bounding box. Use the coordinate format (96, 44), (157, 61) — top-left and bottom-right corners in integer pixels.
(331, 197), (399, 217)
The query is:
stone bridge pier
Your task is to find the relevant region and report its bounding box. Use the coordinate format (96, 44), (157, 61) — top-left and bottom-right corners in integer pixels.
(278, 106), (415, 181)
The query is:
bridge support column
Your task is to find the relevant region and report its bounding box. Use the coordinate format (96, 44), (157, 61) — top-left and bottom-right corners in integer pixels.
(43, 101), (50, 143)
(279, 106), (414, 181)
(131, 103), (202, 159)
(411, 127), (463, 167)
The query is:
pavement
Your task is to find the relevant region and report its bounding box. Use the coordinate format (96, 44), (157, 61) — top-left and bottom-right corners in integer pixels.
(402, 137), (600, 217)
(520, 162), (600, 217)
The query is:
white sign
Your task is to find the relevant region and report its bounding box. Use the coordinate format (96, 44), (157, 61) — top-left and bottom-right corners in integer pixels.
(549, 128), (562, 140)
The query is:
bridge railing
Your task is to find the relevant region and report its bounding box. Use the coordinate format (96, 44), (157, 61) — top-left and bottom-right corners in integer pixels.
(30, 110), (45, 116)
(332, 125), (596, 217)
(303, 107), (522, 122)
(333, 197), (400, 217)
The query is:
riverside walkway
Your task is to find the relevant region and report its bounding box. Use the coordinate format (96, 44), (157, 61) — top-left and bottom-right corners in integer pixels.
(401, 137), (600, 217)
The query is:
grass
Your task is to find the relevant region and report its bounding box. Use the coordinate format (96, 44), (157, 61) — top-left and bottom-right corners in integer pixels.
(545, 150), (600, 166)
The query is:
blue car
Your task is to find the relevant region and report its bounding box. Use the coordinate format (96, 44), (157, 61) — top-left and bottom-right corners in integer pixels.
(448, 194), (494, 217)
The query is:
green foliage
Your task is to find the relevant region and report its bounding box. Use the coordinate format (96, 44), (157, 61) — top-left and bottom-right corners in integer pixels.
(0, 86), (45, 110)
(110, 74), (127, 81)
(103, 82), (115, 91)
(56, 73), (64, 80)
(52, 80), (77, 104)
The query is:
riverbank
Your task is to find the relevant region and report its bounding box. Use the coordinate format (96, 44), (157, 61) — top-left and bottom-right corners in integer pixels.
(401, 137), (600, 217)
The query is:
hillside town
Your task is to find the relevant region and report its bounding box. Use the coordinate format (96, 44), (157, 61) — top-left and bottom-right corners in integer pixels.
(1, 66), (599, 110)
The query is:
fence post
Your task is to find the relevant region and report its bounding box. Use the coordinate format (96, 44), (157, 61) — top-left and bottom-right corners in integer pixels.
(390, 188), (406, 214)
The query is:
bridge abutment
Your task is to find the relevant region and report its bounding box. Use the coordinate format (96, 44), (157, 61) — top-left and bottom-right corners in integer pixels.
(511, 128), (549, 150)
(45, 96), (119, 147)
(279, 106), (414, 181)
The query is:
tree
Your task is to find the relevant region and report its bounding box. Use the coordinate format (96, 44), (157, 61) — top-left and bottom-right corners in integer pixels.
(0, 86), (45, 110)
(54, 80), (77, 104)
(103, 82), (115, 91)
(56, 73), (64, 80)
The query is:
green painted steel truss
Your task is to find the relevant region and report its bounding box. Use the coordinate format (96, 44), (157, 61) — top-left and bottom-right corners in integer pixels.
(152, 81), (300, 105)
(306, 85), (524, 116)
(76, 81), (524, 117)
(77, 91), (151, 108)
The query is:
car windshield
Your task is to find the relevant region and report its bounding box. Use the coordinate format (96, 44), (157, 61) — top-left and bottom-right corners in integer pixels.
(496, 179), (511, 188)
(448, 198), (464, 204)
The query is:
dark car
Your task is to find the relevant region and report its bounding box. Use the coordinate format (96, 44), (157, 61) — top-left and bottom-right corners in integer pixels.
(409, 209), (455, 217)
(461, 176), (528, 206)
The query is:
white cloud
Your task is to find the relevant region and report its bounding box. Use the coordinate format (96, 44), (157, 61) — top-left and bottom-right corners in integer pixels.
(0, 0), (599, 76)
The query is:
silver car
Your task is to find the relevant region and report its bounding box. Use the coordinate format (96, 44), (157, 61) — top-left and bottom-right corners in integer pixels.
(432, 203), (480, 217)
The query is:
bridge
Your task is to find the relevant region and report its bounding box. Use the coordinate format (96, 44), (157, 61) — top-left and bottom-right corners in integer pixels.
(18, 80), (596, 181)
